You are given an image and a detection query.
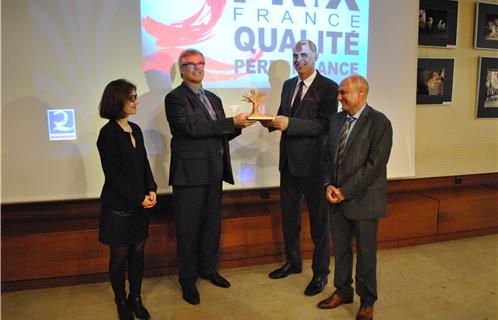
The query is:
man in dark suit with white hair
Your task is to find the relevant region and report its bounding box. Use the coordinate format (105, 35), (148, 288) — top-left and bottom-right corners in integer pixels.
(263, 39), (338, 296)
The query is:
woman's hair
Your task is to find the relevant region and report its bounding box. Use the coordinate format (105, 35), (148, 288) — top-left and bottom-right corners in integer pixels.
(99, 79), (136, 120)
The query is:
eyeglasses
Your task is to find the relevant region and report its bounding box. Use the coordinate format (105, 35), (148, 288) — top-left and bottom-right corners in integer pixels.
(181, 61), (205, 68)
(128, 94), (137, 102)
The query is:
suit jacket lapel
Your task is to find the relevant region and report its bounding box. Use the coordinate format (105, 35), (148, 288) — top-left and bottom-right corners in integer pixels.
(303, 72), (321, 101)
(283, 78), (298, 116)
(206, 91), (224, 120)
(292, 72), (323, 117)
(344, 105), (371, 154)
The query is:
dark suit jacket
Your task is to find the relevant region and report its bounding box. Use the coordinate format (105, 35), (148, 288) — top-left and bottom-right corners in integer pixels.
(323, 105), (393, 220)
(276, 71), (338, 177)
(165, 82), (241, 186)
(97, 120), (157, 210)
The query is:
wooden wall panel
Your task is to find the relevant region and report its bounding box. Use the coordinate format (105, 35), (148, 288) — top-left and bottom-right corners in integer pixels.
(379, 192), (439, 242)
(2, 174), (498, 291)
(246, 214), (282, 257)
(2, 230), (106, 281)
(421, 186), (498, 234)
(144, 223), (178, 269)
(219, 217), (249, 259)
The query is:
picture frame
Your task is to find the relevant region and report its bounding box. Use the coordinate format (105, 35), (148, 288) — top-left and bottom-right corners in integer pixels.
(418, 0), (458, 47)
(474, 2), (498, 50)
(476, 57), (498, 118)
(417, 58), (455, 105)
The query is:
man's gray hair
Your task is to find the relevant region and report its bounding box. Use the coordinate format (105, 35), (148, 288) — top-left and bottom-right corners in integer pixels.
(178, 48), (204, 65)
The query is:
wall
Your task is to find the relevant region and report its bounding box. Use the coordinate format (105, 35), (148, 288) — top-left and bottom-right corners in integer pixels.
(416, 0), (498, 178)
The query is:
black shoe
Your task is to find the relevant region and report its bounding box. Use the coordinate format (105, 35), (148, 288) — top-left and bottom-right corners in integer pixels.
(182, 284), (200, 305)
(304, 274), (328, 296)
(114, 298), (134, 320)
(268, 263), (302, 279)
(127, 294), (151, 319)
(200, 272), (231, 288)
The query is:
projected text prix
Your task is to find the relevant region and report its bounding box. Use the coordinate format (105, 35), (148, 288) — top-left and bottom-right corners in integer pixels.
(232, 0), (363, 77)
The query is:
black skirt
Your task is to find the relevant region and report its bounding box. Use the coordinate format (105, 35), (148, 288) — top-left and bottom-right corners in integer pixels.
(99, 207), (149, 246)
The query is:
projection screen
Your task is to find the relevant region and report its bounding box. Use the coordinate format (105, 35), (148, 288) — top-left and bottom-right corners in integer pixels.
(1, 0), (417, 203)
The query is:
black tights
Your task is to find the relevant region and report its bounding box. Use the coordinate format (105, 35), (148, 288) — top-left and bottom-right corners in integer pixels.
(109, 241), (145, 301)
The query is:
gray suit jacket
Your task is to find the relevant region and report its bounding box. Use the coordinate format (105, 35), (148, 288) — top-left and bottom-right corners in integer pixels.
(323, 105), (393, 220)
(276, 71), (338, 177)
(165, 82), (241, 186)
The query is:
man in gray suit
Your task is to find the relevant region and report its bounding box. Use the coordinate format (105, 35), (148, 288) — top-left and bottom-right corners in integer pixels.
(263, 39), (338, 296)
(317, 75), (392, 320)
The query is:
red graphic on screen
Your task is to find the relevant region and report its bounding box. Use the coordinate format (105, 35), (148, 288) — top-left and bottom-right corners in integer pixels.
(142, 0), (262, 82)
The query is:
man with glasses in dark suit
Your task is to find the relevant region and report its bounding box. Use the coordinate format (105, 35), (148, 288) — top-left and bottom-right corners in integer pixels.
(165, 48), (253, 305)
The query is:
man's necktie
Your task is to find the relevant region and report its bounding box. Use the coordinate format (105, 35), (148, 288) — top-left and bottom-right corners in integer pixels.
(290, 81), (304, 115)
(198, 90), (217, 120)
(336, 117), (356, 170)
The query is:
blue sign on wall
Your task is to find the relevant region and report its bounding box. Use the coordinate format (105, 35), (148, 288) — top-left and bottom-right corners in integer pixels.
(47, 109), (77, 141)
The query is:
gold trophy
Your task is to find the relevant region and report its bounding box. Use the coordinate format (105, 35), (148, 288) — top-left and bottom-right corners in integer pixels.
(242, 90), (275, 120)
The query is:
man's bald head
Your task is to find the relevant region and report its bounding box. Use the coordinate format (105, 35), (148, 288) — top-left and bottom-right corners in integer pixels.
(338, 75), (369, 115)
(340, 75), (369, 96)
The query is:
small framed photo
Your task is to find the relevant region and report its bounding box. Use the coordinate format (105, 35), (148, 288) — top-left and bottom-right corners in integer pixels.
(417, 58), (455, 105)
(474, 2), (498, 50)
(418, 0), (459, 47)
(476, 57), (498, 118)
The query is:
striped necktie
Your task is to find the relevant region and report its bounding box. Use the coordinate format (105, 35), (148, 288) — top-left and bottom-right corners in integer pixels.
(198, 89), (217, 120)
(336, 117), (356, 169)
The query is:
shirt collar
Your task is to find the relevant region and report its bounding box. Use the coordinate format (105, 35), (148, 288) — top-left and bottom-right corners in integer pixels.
(184, 81), (203, 95)
(349, 104), (367, 120)
(299, 69), (317, 88)
(111, 119), (133, 133)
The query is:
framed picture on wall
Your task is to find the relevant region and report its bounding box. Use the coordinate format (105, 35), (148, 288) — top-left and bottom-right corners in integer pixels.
(474, 2), (498, 50)
(417, 58), (454, 105)
(476, 57), (498, 118)
(418, 0), (458, 47)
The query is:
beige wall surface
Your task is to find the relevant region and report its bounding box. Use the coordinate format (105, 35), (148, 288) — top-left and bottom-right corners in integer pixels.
(416, 0), (498, 178)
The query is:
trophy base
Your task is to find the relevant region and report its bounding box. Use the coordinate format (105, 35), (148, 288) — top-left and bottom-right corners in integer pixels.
(248, 115), (275, 120)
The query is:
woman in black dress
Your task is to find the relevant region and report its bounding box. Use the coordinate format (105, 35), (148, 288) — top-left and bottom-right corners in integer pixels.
(97, 79), (157, 320)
